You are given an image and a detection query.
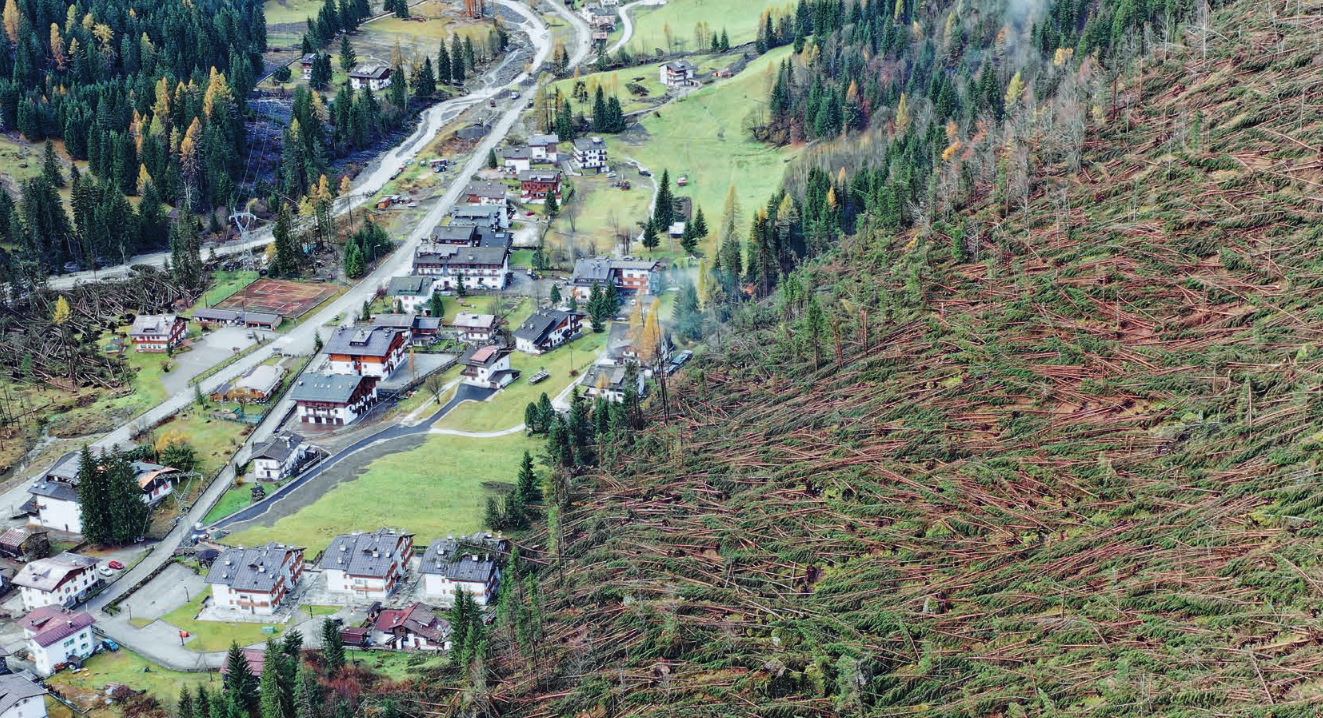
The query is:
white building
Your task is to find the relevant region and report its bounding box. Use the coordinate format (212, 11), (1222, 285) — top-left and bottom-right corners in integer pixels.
(386, 275), (438, 315)
(582, 363), (646, 403)
(319, 530), (414, 600)
(20, 606), (95, 677)
(251, 432), (313, 481)
(458, 345), (514, 389)
(450, 313), (500, 344)
(289, 373), (381, 426)
(0, 675), (48, 718)
(412, 245), (510, 292)
(419, 535), (505, 605)
(26, 453), (182, 535)
(513, 309), (583, 354)
(12, 553), (100, 611)
(660, 59), (697, 87)
(573, 137), (608, 173)
(324, 326), (410, 378)
(348, 64), (392, 91)
(527, 133), (560, 162)
(369, 603), (451, 651)
(206, 544), (305, 615)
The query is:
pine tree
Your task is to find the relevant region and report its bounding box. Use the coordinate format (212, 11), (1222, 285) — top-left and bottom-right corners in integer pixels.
(592, 86), (608, 132)
(223, 643), (259, 712)
(179, 688), (195, 718)
(653, 169), (674, 228)
(320, 619), (345, 673)
(194, 686), (211, 718)
(642, 217), (659, 250)
(272, 204), (300, 277)
(486, 148), (497, 169)
(338, 35), (357, 73)
(450, 35), (466, 83)
(75, 446), (112, 543)
(484, 496), (504, 531)
(413, 58), (436, 98)
(42, 141), (64, 188)
(437, 42), (452, 85)
(292, 662), (320, 718)
(516, 451), (541, 502)
(259, 640), (286, 718)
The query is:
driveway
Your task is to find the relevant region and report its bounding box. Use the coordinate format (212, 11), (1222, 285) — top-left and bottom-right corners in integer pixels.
(163, 327), (264, 395)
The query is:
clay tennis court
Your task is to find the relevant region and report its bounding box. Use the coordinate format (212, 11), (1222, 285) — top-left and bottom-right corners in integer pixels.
(216, 279), (338, 319)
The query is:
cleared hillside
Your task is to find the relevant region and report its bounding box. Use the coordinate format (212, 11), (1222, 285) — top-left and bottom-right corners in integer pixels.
(484, 1), (1323, 716)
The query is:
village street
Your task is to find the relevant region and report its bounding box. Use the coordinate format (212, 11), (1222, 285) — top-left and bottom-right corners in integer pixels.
(43, 0), (597, 670)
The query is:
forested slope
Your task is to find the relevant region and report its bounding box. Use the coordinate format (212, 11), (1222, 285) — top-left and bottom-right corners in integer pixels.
(484, 0), (1323, 715)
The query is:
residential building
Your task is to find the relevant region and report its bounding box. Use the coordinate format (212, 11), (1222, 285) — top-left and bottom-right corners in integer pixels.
(206, 544), (305, 615)
(348, 64), (392, 91)
(518, 169), (561, 203)
(419, 535), (505, 605)
(450, 203), (508, 229)
(13, 553), (100, 611)
(20, 606), (95, 677)
(660, 59), (698, 87)
(513, 309), (583, 354)
(463, 181), (509, 207)
(573, 137), (608, 173)
(527, 133), (560, 161)
(605, 320), (673, 369)
(251, 432), (314, 481)
(299, 54), (316, 79)
(325, 326), (409, 378)
(369, 603), (451, 651)
(193, 308), (283, 330)
(501, 146), (532, 173)
(26, 455), (181, 534)
(583, 4), (617, 30)
(0, 675), (48, 718)
(210, 364), (285, 404)
(449, 313), (500, 344)
(128, 314), (186, 352)
(371, 313), (443, 340)
(458, 345), (514, 389)
(412, 246), (510, 292)
(289, 373), (380, 426)
(582, 363), (645, 403)
(570, 257), (662, 300)
(319, 529), (414, 600)
(429, 225), (511, 249)
(0, 527), (49, 562)
(386, 275), (437, 315)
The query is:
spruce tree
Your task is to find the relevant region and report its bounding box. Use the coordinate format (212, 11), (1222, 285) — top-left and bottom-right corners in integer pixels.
(320, 619), (345, 673)
(437, 42), (452, 85)
(516, 451), (541, 502)
(41, 141), (64, 188)
(450, 35), (465, 83)
(272, 204), (300, 278)
(194, 686), (211, 718)
(338, 35), (357, 73)
(292, 661), (321, 718)
(259, 640), (286, 718)
(75, 446), (111, 544)
(642, 217), (660, 250)
(654, 169), (674, 228)
(179, 687), (195, 718)
(223, 643), (259, 712)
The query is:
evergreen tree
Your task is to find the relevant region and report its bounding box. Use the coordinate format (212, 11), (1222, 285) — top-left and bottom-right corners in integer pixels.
(259, 640), (287, 718)
(437, 42), (452, 85)
(292, 661), (321, 718)
(310, 54), (332, 90)
(545, 189), (559, 216)
(450, 35), (466, 83)
(516, 451), (541, 502)
(223, 643), (259, 712)
(194, 686), (211, 718)
(654, 169), (674, 228)
(75, 446), (112, 544)
(428, 292), (444, 317)
(592, 86), (608, 132)
(413, 57), (436, 98)
(271, 204), (300, 277)
(41, 141), (64, 188)
(338, 35), (357, 72)
(486, 148), (497, 169)
(320, 619), (345, 673)
(104, 451), (148, 543)
(169, 217), (204, 289)
(642, 217), (660, 250)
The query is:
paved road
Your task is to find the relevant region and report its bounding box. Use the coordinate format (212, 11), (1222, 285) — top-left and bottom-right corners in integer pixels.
(608, 0), (666, 55)
(212, 383), (493, 530)
(549, 0), (593, 67)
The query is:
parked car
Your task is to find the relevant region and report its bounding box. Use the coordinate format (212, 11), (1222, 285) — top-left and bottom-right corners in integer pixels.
(108, 560), (124, 569)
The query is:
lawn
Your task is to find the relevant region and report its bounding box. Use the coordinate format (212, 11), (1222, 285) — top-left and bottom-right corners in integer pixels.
(433, 329), (608, 433)
(195, 270), (260, 311)
(624, 0), (793, 53)
(545, 167), (655, 268)
(264, 0), (323, 26)
(226, 432), (541, 554)
(612, 46), (799, 256)
(441, 295), (532, 327)
(549, 67), (670, 115)
(46, 648), (220, 709)
(161, 592), (285, 652)
(346, 649), (446, 680)
(150, 407), (252, 477)
(203, 483), (260, 524)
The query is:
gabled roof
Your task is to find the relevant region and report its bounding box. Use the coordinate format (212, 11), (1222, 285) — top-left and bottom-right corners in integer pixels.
(0, 675), (46, 713)
(193, 308), (282, 325)
(433, 246), (509, 268)
(584, 363), (631, 392)
(206, 544), (301, 592)
(451, 203), (504, 219)
(319, 530), (412, 578)
(20, 606), (95, 648)
(518, 169), (561, 183)
(387, 275), (434, 298)
(502, 146), (532, 160)
(13, 552), (98, 592)
(29, 478), (78, 503)
(451, 313), (496, 331)
(325, 326), (406, 359)
(573, 137), (607, 151)
(129, 314), (181, 338)
(515, 309), (579, 345)
(252, 432), (306, 463)
(372, 602), (450, 642)
(289, 373), (376, 404)
(571, 257), (614, 284)
(528, 133), (560, 147)
(0, 526), (46, 549)
(460, 345), (508, 368)
(235, 364), (285, 395)
(349, 64), (391, 80)
(464, 181), (509, 200)
(419, 537), (502, 583)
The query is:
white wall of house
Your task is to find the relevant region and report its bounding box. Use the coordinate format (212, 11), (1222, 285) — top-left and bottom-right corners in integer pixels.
(19, 571), (98, 612)
(323, 569), (398, 600)
(211, 584), (281, 615)
(421, 574), (498, 605)
(253, 449), (305, 481)
(1, 691), (49, 718)
(29, 625), (94, 676)
(33, 499), (82, 534)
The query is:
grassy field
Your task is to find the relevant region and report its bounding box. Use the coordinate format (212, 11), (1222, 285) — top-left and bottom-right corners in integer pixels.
(162, 592), (285, 651)
(441, 295), (532, 327)
(195, 270), (260, 310)
(150, 407), (252, 477)
(346, 649), (446, 679)
(624, 0), (792, 53)
(46, 648), (220, 708)
(226, 432), (539, 553)
(264, 0), (323, 26)
(544, 166), (655, 268)
(433, 329), (608, 433)
(203, 482), (262, 524)
(612, 46), (799, 255)
(550, 67), (670, 115)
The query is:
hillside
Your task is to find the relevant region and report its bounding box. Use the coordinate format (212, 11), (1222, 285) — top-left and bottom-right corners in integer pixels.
(480, 0), (1323, 715)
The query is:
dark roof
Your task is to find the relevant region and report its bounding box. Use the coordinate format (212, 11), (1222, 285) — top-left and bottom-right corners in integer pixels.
(502, 146), (532, 160)
(325, 326), (406, 358)
(571, 257), (614, 284)
(419, 538), (500, 583)
(435, 246), (509, 268)
(387, 275), (434, 297)
(518, 169), (561, 183)
(289, 373), (375, 404)
(573, 137), (607, 151)
(41, 451), (81, 482)
(194, 308), (282, 325)
(29, 479), (77, 502)
(584, 363), (631, 391)
(464, 181), (508, 200)
(451, 203), (503, 219)
(20, 606), (95, 648)
(528, 133), (560, 147)
(319, 530), (412, 578)
(349, 65), (391, 80)
(206, 544), (301, 592)
(432, 224), (480, 243)
(459, 345), (508, 368)
(251, 432), (306, 463)
(129, 314), (181, 338)
(371, 313), (417, 330)
(0, 674), (47, 712)
(515, 309), (578, 345)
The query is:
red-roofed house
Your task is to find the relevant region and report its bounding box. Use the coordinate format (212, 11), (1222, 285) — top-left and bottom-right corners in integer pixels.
(369, 603), (451, 651)
(458, 346), (513, 389)
(20, 606), (96, 676)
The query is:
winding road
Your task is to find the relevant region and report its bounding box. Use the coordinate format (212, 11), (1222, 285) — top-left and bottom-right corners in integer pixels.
(608, 0), (666, 55)
(59, 0), (597, 671)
